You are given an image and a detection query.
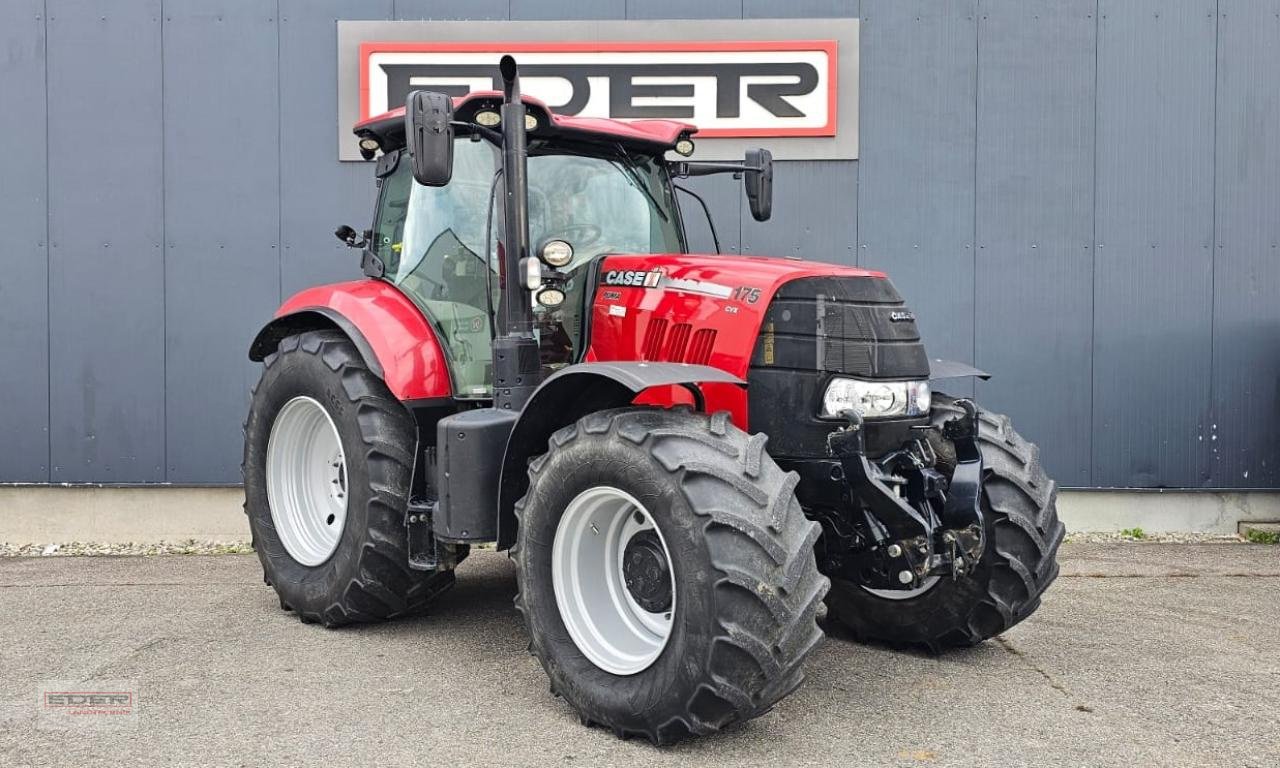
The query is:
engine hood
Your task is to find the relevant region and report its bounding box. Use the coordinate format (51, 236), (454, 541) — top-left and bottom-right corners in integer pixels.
(594, 253), (885, 297)
(584, 253), (893, 376)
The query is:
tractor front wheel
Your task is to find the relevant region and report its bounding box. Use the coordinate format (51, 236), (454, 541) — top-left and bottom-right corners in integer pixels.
(243, 330), (455, 627)
(513, 407), (828, 744)
(824, 394), (1065, 651)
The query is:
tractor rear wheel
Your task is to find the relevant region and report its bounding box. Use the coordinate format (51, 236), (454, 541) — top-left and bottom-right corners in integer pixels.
(243, 330), (455, 627)
(513, 407), (828, 744)
(824, 394), (1065, 651)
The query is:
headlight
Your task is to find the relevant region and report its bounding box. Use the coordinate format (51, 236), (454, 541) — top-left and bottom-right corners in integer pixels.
(820, 378), (931, 419)
(538, 239), (574, 268)
(536, 286), (566, 307)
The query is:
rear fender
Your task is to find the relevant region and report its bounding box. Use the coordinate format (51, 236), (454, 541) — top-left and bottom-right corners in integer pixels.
(248, 280), (452, 401)
(495, 361), (744, 550)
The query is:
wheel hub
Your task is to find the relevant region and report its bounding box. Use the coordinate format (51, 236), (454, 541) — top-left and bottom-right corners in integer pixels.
(622, 531), (672, 613)
(551, 487), (676, 676)
(265, 396), (349, 567)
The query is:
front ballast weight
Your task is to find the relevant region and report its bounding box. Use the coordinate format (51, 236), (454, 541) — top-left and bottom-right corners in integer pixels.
(825, 400), (986, 591)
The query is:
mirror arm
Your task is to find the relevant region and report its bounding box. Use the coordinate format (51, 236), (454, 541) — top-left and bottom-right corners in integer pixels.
(454, 120), (503, 145)
(669, 159), (767, 178)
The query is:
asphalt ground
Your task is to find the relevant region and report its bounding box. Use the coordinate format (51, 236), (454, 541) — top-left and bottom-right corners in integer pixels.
(1, 543), (1277, 768)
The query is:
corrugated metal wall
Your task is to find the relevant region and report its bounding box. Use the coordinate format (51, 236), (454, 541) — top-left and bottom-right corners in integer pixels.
(1, 0), (1277, 489)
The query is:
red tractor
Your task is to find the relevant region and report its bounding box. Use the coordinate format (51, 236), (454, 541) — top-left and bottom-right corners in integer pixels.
(245, 57), (1062, 743)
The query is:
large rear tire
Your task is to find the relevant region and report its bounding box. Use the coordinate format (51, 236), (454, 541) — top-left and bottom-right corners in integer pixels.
(513, 407), (828, 744)
(825, 394), (1064, 651)
(243, 330), (455, 627)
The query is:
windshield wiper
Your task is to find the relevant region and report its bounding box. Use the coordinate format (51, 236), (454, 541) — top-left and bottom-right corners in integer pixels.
(609, 146), (670, 222)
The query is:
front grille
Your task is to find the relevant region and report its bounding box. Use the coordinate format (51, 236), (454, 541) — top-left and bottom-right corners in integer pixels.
(751, 277), (929, 379)
(747, 276), (929, 459)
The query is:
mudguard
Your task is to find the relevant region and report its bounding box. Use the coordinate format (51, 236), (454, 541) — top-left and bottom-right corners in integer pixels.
(248, 280), (452, 401)
(928, 359), (991, 381)
(495, 361), (744, 550)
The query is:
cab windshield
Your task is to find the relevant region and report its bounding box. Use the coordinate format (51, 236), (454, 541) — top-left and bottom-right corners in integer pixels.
(370, 138), (683, 397)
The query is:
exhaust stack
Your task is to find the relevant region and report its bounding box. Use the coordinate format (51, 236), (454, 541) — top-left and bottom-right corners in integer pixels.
(492, 55), (540, 411)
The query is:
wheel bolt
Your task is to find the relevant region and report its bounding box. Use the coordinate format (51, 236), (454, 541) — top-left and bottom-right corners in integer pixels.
(886, 544), (903, 558)
(898, 570), (914, 584)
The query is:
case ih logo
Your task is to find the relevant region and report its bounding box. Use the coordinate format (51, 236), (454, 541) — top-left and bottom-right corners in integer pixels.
(359, 41), (837, 138)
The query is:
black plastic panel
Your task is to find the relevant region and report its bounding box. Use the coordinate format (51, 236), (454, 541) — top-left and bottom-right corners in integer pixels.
(746, 368), (928, 460)
(434, 408), (518, 542)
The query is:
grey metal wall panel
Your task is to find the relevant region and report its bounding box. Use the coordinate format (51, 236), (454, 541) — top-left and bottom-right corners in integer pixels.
(1210, 0), (1280, 488)
(974, 0), (1096, 486)
(0, 0), (50, 481)
(394, 0), (509, 20)
(46, 0), (165, 482)
(1092, 0), (1217, 487)
(515, 0), (624, 19)
(4, 1), (1279, 491)
(856, 0), (978, 398)
(626, 0), (741, 19)
(163, 1), (282, 483)
(743, 0), (854, 18)
(280, 0), (392, 300)
(741, 161), (858, 266)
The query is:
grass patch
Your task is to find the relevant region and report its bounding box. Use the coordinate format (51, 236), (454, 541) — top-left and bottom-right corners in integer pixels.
(1119, 527), (1146, 540)
(1244, 529), (1280, 545)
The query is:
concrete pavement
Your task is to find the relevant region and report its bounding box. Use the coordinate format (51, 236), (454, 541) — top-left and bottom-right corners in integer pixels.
(1, 544), (1278, 767)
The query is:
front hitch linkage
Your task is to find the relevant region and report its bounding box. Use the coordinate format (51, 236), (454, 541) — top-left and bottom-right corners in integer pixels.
(826, 402), (986, 588)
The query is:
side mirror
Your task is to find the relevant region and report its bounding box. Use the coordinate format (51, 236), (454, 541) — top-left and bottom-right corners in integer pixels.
(334, 225), (367, 249)
(405, 90), (454, 187)
(744, 148), (773, 222)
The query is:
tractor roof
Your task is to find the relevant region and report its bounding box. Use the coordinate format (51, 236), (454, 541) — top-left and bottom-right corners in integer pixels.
(354, 91), (695, 156)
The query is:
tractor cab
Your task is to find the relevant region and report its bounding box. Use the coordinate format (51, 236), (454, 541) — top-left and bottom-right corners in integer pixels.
(348, 90), (770, 401)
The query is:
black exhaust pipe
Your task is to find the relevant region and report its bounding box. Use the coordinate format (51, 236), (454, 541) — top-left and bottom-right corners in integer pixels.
(492, 55), (540, 411)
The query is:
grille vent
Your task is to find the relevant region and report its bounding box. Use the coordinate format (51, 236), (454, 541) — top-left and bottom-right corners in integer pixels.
(640, 320), (717, 364)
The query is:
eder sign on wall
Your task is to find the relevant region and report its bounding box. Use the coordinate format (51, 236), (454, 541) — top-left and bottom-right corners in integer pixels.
(337, 19), (859, 161)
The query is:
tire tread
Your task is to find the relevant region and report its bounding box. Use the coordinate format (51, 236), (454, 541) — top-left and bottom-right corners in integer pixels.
(513, 407), (828, 745)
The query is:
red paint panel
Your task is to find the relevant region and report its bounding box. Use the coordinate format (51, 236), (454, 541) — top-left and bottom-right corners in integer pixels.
(587, 254), (885, 429)
(277, 280), (451, 401)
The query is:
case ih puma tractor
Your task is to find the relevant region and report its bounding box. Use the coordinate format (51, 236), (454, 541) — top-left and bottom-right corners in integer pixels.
(244, 57), (1063, 743)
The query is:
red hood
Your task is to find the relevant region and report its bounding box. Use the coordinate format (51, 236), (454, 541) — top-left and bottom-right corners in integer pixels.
(597, 253), (883, 285)
(584, 252), (887, 425)
(587, 253), (884, 369)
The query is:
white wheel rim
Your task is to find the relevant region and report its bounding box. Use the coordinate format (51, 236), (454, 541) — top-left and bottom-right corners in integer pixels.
(552, 487), (676, 676)
(266, 396), (349, 567)
(862, 576), (941, 600)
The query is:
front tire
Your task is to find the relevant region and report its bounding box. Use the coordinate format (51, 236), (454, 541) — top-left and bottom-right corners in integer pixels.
(243, 330), (455, 627)
(513, 408), (828, 744)
(825, 394), (1065, 651)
